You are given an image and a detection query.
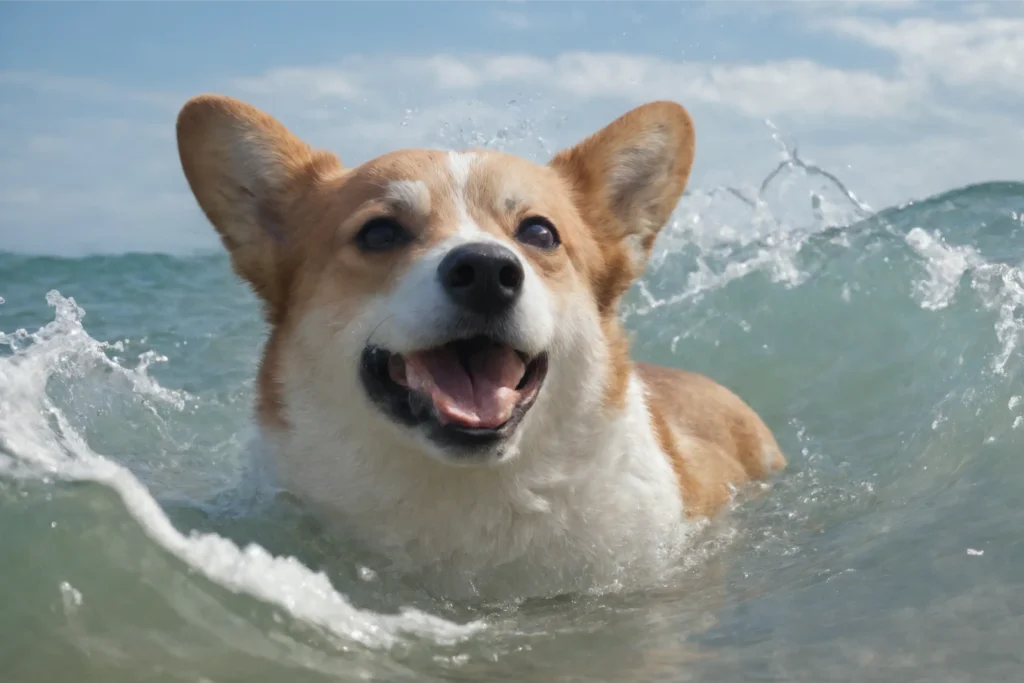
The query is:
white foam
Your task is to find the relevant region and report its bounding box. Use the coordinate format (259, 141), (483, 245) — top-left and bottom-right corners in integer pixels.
(905, 227), (1024, 374)
(624, 137), (869, 322)
(0, 291), (484, 649)
(904, 227), (979, 311)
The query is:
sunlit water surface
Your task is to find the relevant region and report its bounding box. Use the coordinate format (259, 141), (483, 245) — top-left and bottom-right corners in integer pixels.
(2, 135), (1024, 682)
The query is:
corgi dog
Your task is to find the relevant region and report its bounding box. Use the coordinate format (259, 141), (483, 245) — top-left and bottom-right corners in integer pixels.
(176, 95), (785, 598)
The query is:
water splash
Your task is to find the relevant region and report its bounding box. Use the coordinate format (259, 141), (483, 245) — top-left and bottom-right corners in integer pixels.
(621, 124), (1024, 381)
(904, 228), (979, 311)
(0, 291), (484, 649)
(905, 227), (1024, 375)
(2, 125), (1023, 672)
(625, 127), (875, 321)
(427, 96), (559, 159)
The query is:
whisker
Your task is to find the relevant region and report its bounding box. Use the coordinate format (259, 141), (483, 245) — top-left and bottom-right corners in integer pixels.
(365, 315), (396, 348)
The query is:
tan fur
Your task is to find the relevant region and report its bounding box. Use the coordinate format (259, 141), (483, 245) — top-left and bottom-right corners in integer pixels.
(548, 102), (695, 413)
(546, 102), (784, 514)
(176, 95), (341, 324)
(549, 101), (696, 314)
(177, 93), (784, 536)
(639, 363), (785, 517)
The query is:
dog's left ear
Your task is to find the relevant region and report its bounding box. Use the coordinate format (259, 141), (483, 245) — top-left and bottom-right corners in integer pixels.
(549, 101), (694, 274)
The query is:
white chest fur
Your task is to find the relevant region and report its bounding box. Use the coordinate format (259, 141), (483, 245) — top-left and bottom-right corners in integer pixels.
(263, 372), (689, 599)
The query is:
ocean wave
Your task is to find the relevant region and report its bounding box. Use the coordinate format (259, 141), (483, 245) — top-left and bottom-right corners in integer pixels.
(0, 291), (485, 651)
(2, 149), (1022, 678)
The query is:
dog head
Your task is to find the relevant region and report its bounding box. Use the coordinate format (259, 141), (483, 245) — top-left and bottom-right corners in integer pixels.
(177, 95), (694, 467)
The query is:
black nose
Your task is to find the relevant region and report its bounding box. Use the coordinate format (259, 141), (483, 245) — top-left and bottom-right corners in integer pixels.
(438, 243), (525, 316)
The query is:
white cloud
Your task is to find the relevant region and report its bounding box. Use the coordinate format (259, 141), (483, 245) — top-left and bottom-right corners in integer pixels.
(773, 126), (1024, 213)
(234, 52), (919, 122)
(231, 66), (361, 100)
(826, 16), (1024, 95)
(689, 0), (923, 24)
(794, 0), (917, 9)
(2, 7), (1022, 257)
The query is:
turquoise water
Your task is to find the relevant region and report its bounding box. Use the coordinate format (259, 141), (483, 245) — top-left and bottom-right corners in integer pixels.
(2, 155), (1024, 681)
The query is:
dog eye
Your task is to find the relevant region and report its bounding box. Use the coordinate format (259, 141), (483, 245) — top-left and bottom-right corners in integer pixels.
(354, 217), (412, 252)
(515, 217), (560, 250)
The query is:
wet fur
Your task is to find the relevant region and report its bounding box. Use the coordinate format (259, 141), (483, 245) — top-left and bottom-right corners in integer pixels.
(176, 94), (785, 598)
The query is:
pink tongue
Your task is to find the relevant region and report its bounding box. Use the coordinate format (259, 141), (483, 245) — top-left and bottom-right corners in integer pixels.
(401, 344), (526, 428)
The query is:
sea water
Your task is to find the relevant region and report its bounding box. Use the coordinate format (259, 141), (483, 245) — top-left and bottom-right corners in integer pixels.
(2, 144), (1023, 682)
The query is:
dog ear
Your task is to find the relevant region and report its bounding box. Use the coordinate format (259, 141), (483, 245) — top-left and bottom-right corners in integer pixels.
(176, 94), (341, 312)
(549, 101), (694, 277)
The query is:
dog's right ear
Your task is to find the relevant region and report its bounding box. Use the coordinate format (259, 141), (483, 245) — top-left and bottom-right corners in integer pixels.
(176, 94), (342, 310)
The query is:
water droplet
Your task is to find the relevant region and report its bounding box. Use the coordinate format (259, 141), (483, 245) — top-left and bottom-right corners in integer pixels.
(59, 581), (83, 613)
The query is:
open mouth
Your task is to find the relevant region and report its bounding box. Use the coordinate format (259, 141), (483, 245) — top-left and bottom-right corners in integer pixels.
(360, 336), (549, 448)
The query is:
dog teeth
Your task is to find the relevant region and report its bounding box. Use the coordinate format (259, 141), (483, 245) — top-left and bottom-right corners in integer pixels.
(408, 391), (431, 419)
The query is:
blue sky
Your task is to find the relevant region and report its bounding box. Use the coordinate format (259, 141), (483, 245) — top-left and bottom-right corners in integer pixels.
(1, 1), (1022, 255)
